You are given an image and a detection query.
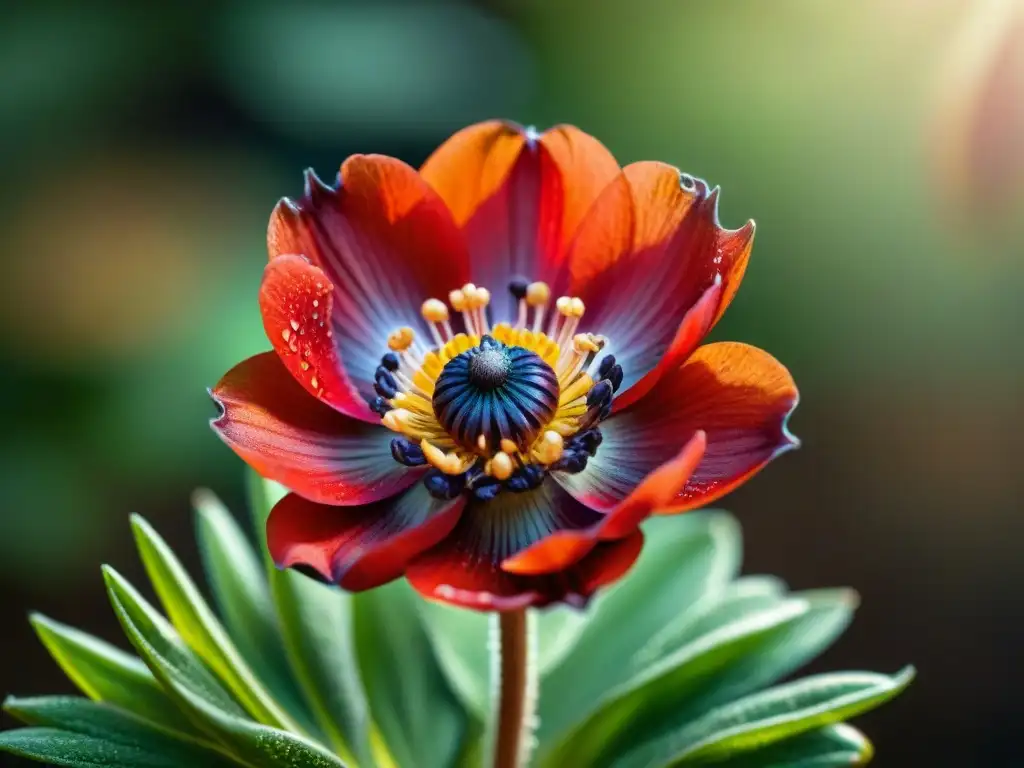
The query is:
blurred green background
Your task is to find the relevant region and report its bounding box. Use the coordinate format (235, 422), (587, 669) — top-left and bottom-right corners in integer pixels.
(1, 0), (1021, 765)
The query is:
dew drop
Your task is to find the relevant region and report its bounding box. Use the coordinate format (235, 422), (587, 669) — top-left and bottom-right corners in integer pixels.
(312, 312), (318, 320)
(289, 341), (298, 353)
(311, 376), (319, 390)
(312, 300), (319, 308)
(281, 328), (291, 342)
(290, 319), (300, 331)
(300, 361), (310, 371)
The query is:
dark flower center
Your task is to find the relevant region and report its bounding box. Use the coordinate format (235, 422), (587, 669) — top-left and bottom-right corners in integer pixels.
(433, 336), (559, 451)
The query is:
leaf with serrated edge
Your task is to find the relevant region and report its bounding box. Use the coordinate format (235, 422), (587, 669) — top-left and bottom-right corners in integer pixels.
(247, 472), (374, 767)
(29, 613), (198, 739)
(104, 566), (347, 768)
(194, 490), (322, 738)
(2, 696), (231, 766)
(538, 512), (742, 746)
(131, 515), (303, 734)
(668, 668), (914, 763)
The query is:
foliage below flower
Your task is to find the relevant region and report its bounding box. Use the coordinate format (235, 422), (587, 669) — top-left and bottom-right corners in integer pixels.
(0, 476), (912, 767)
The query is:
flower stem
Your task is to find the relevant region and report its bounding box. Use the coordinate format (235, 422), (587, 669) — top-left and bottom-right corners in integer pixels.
(493, 608), (533, 768)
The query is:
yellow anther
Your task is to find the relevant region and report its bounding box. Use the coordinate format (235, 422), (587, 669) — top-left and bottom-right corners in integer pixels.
(476, 287), (491, 307)
(526, 281), (550, 306)
(449, 289), (467, 311)
(461, 283), (478, 304)
(387, 326), (415, 351)
(382, 409), (412, 432)
(490, 451), (514, 480)
(420, 440), (463, 475)
(570, 297), (585, 317)
(536, 430), (564, 465)
(555, 296), (573, 316)
(500, 438), (519, 455)
(477, 434), (488, 452)
(573, 333), (600, 354)
(421, 298), (449, 323)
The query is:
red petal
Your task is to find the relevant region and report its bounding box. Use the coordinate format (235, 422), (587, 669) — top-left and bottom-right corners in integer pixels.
(420, 121), (619, 320)
(260, 254), (376, 422)
(562, 162), (754, 399)
(407, 523), (643, 612)
(267, 155), (470, 407)
(268, 485), (465, 591)
(210, 352), (418, 505)
(559, 342), (798, 515)
(504, 431), (705, 575)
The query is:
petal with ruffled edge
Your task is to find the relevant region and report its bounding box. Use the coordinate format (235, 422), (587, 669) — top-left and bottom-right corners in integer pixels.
(558, 342), (798, 515)
(210, 352), (418, 505)
(562, 162), (755, 406)
(405, 483), (643, 611)
(420, 121), (620, 321)
(268, 155), (470, 420)
(502, 431), (706, 576)
(268, 484), (465, 591)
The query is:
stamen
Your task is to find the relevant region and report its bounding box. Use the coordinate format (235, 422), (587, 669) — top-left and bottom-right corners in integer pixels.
(509, 278), (529, 329)
(526, 281), (550, 333)
(500, 438), (518, 455)
(387, 326), (415, 352)
(421, 298), (450, 348)
(476, 286), (492, 334)
(488, 451), (514, 480)
(534, 430), (564, 465)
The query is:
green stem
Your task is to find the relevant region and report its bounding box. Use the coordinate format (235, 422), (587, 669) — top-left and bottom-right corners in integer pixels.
(493, 609), (533, 768)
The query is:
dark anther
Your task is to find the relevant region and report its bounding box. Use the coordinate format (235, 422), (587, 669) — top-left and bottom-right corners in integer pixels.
(599, 399), (614, 420)
(369, 395), (393, 416)
(508, 277), (530, 300)
(506, 464), (546, 492)
(472, 476), (503, 501)
(571, 429), (603, 456)
(380, 352), (400, 372)
(606, 364), (624, 392)
(391, 438), (426, 467)
(423, 469), (466, 500)
(597, 354), (617, 378)
(374, 372), (397, 399)
(586, 380), (613, 409)
(552, 451), (588, 474)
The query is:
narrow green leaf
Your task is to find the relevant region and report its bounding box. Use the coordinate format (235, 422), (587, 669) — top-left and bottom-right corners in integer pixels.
(715, 724), (874, 768)
(193, 490), (321, 737)
(535, 608), (588, 676)
(541, 599), (816, 767)
(416, 600), (492, 715)
(538, 512), (742, 745)
(0, 728), (225, 768)
(353, 581), (466, 768)
(29, 613), (198, 738)
(131, 515), (302, 733)
(247, 472), (374, 767)
(2, 696), (232, 767)
(104, 565), (347, 768)
(667, 668), (914, 763)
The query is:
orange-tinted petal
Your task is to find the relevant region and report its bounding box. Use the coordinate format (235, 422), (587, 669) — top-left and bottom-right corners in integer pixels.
(267, 156), (470, 409)
(407, 522), (643, 612)
(210, 352), (418, 505)
(420, 121), (619, 320)
(268, 485), (465, 591)
(562, 162), (754, 400)
(559, 342), (798, 516)
(504, 431), (706, 575)
(260, 254), (375, 422)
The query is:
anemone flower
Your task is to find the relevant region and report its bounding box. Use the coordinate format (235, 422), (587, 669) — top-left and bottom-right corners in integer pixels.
(210, 120), (799, 614)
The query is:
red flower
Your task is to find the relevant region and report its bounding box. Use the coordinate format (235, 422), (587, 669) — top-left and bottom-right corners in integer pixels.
(211, 121), (798, 611)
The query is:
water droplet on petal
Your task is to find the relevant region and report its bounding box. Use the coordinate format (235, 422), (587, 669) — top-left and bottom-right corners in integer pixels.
(290, 319), (300, 331)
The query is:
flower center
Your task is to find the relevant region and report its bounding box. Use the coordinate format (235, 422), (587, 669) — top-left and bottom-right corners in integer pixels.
(373, 279), (624, 500)
(433, 337), (559, 452)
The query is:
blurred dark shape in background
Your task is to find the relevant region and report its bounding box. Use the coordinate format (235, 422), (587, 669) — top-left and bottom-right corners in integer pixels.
(0, 1), (1021, 765)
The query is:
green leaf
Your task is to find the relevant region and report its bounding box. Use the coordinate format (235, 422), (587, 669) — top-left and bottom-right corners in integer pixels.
(247, 472), (374, 767)
(104, 566), (347, 768)
(1, 696), (232, 767)
(416, 600), (492, 715)
(353, 581), (466, 768)
(660, 668), (914, 764)
(541, 598), (821, 767)
(131, 514), (302, 733)
(193, 490), (321, 737)
(715, 724), (874, 768)
(29, 613), (198, 738)
(535, 608), (588, 676)
(538, 512), (742, 745)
